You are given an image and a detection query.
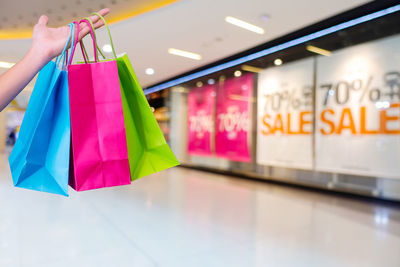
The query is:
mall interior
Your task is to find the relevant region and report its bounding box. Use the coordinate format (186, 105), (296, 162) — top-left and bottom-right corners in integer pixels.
(0, 0), (400, 266)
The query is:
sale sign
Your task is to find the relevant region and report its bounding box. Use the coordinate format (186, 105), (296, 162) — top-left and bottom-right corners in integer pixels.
(215, 74), (253, 162)
(187, 84), (215, 156)
(315, 35), (400, 179)
(257, 58), (314, 169)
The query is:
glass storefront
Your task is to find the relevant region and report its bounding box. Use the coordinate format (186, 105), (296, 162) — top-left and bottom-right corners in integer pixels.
(157, 6), (400, 201)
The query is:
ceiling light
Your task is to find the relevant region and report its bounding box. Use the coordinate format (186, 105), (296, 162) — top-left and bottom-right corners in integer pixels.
(145, 68), (155, 75)
(196, 81), (203, 87)
(0, 61), (15, 69)
(144, 5), (400, 95)
(172, 86), (188, 93)
(274, 58), (283, 66)
(225, 16), (264, 34)
(241, 65), (263, 73)
(234, 70), (242, 77)
(102, 44), (112, 53)
(306, 45), (331, 56)
(168, 48), (202, 60)
(207, 79), (215, 85)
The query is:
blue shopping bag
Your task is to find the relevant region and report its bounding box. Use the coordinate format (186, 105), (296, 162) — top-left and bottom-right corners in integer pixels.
(8, 23), (75, 196)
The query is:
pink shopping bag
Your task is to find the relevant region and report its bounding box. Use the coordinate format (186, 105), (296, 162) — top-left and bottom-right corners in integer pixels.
(67, 20), (131, 191)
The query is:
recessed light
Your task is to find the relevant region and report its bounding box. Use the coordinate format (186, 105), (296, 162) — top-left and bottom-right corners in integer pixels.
(145, 68), (155, 75)
(168, 48), (202, 60)
(274, 58), (283, 66)
(207, 79), (215, 85)
(234, 70), (242, 77)
(306, 45), (332, 56)
(102, 44), (112, 53)
(225, 16), (264, 35)
(172, 86), (188, 93)
(241, 65), (263, 73)
(144, 5), (400, 94)
(0, 61), (15, 69)
(196, 81), (203, 87)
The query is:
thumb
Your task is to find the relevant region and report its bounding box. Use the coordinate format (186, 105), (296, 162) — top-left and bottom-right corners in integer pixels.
(37, 15), (49, 26)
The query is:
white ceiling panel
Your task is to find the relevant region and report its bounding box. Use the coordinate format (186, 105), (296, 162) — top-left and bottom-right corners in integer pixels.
(0, 0), (370, 87)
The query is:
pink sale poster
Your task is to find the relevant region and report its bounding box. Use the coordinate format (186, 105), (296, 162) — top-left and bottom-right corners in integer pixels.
(187, 84), (215, 156)
(215, 74), (253, 162)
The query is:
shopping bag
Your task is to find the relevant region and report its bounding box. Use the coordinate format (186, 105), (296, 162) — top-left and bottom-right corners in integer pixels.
(8, 23), (75, 196)
(67, 19), (131, 191)
(89, 13), (179, 180)
(117, 55), (180, 179)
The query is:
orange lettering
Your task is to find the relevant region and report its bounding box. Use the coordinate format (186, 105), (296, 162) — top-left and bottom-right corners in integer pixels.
(287, 113), (297, 135)
(380, 102), (400, 134)
(273, 113), (284, 134)
(336, 108), (356, 134)
(360, 106), (379, 135)
(261, 114), (272, 135)
(320, 109), (335, 135)
(299, 111), (312, 134)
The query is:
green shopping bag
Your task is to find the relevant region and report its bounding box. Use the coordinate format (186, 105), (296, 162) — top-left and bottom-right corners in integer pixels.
(87, 13), (179, 180)
(118, 55), (180, 179)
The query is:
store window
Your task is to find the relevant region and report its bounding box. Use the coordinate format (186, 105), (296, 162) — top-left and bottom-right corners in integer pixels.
(161, 6), (400, 199)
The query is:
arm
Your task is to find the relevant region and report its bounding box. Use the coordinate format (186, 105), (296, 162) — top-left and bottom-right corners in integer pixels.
(0, 8), (110, 111)
(0, 46), (44, 111)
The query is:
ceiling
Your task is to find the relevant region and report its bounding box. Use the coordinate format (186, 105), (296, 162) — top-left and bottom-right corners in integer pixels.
(0, 0), (370, 89)
(0, 0), (178, 39)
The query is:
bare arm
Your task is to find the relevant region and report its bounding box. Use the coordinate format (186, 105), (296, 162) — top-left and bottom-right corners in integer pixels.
(0, 8), (110, 111)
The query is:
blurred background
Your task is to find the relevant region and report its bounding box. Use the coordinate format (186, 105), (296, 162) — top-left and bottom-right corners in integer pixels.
(0, 1), (399, 267)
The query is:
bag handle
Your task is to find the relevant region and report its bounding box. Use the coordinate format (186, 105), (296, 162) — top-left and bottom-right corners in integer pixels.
(81, 18), (98, 63)
(62, 23), (75, 66)
(55, 23), (74, 67)
(80, 12), (116, 61)
(69, 18), (97, 64)
(67, 21), (80, 65)
(68, 21), (88, 65)
(90, 12), (117, 59)
(64, 22), (76, 66)
(79, 17), (106, 62)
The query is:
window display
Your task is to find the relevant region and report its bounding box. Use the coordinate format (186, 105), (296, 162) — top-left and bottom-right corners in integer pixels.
(215, 74), (253, 162)
(165, 5), (400, 199)
(187, 84), (215, 156)
(257, 58), (314, 169)
(315, 35), (400, 178)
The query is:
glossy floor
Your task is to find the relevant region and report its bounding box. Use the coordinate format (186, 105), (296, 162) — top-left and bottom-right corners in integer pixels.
(0, 156), (399, 267)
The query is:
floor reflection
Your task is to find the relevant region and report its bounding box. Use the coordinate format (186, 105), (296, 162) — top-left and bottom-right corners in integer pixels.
(0, 154), (399, 267)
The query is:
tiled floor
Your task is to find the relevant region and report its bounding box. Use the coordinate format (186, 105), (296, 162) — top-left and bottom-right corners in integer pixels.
(0, 153), (399, 267)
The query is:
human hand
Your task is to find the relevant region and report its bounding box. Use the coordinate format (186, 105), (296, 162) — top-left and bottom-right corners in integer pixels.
(30, 8), (110, 64)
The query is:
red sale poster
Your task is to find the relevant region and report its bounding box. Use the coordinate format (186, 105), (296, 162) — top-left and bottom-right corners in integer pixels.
(187, 84), (215, 156)
(215, 74), (253, 162)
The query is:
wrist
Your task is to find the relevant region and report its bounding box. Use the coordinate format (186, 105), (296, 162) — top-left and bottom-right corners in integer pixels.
(28, 44), (52, 68)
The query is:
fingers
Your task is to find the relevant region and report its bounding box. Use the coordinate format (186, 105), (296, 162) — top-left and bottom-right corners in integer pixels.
(77, 20), (96, 42)
(77, 8), (110, 41)
(37, 15), (49, 26)
(87, 8), (110, 25)
(78, 8), (110, 32)
(92, 18), (107, 30)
